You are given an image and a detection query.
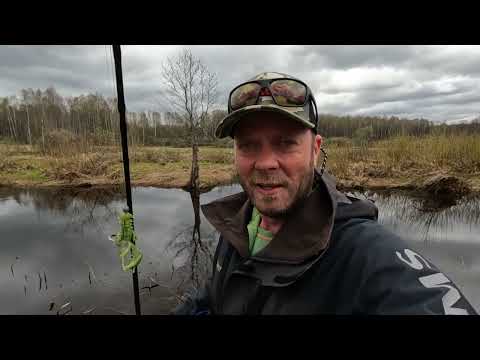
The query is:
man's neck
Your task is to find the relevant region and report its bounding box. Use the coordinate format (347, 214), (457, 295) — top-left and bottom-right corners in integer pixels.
(259, 214), (284, 235)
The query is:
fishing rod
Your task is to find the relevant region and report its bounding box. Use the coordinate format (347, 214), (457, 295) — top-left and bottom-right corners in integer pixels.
(112, 44), (141, 316)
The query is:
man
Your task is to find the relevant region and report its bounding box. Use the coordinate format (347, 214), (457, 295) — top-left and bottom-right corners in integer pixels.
(174, 72), (476, 315)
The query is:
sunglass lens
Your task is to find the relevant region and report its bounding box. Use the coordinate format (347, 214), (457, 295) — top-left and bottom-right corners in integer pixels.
(230, 83), (261, 110)
(270, 80), (307, 106)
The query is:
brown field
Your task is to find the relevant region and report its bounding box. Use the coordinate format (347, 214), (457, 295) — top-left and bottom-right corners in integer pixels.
(1, 134), (479, 195)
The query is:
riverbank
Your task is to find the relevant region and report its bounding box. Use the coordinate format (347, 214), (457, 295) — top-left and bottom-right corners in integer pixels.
(1, 135), (480, 196)
(0, 144), (236, 192)
(327, 135), (480, 196)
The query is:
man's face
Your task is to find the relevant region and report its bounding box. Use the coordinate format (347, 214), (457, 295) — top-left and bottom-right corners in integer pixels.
(234, 113), (322, 218)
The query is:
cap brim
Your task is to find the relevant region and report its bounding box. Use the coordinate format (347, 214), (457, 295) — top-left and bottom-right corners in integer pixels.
(215, 104), (315, 139)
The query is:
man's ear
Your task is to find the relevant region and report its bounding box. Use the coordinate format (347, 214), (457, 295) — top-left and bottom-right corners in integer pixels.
(313, 134), (322, 165)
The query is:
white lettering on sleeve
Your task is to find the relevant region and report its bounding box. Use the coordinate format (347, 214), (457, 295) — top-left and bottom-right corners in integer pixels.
(396, 249), (433, 270)
(418, 273), (469, 315)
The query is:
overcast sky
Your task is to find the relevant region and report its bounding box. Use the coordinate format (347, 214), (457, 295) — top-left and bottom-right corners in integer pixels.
(1, 45), (479, 123)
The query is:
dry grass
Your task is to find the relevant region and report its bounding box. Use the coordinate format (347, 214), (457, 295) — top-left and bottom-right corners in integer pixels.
(325, 134), (480, 182)
(130, 146), (234, 165)
(2, 135), (479, 193)
(387, 135), (480, 172)
(44, 153), (120, 182)
(130, 147), (185, 164)
(41, 130), (81, 156)
(199, 147), (234, 164)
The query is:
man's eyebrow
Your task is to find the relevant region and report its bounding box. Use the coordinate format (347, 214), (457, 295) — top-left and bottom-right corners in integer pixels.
(279, 132), (302, 139)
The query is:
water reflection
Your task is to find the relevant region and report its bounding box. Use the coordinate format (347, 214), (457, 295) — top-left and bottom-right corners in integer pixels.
(356, 191), (480, 242)
(0, 185), (479, 314)
(165, 188), (216, 304)
(0, 186), (124, 236)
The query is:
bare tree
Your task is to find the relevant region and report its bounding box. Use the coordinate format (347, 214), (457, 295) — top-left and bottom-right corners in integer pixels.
(201, 109), (227, 141)
(161, 49), (218, 191)
(6, 104), (17, 142)
(161, 49), (218, 291)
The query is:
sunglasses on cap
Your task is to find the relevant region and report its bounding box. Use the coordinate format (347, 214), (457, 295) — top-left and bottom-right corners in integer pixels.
(227, 78), (318, 125)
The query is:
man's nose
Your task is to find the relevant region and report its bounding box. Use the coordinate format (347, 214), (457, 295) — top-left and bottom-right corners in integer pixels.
(254, 145), (279, 171)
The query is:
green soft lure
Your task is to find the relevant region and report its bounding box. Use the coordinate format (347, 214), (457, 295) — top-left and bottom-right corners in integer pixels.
(111, 211), (143, 272)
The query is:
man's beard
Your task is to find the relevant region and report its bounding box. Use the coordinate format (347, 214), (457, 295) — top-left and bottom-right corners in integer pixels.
(237, 156), (316, 219)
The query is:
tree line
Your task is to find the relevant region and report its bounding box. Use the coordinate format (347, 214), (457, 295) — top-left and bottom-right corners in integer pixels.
(0, 87), (227, 149)
(1, 87), (479, 150)
(318, 114), (480, 141)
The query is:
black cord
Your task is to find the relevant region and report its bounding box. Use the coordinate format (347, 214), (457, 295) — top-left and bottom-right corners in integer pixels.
(112, 45), (141, 316)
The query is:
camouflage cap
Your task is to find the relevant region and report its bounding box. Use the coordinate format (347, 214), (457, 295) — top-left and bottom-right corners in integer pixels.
(215, 72), (317, 138)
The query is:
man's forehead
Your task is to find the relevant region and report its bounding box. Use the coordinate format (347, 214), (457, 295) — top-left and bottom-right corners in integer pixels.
(233, 115), (307, 138)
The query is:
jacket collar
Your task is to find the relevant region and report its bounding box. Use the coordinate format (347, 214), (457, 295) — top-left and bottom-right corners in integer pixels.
(201, 170), (342, 265)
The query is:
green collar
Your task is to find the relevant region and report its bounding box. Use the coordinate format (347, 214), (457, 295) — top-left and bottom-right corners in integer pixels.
(247, 207), (273, 256)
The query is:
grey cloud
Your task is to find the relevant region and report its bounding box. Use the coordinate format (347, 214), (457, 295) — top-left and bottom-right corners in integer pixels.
(355, 80), (477, 107)
(350, 94), (480, 122)
(1, 45), (480, 122)
(0, 45), (85, 69)
(405, 46), (480, 77)
(0, 45), (115, 98)
(289, 45), (417, 70)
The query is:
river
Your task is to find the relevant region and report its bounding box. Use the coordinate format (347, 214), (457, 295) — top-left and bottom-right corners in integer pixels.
(0, 185), (479, 314)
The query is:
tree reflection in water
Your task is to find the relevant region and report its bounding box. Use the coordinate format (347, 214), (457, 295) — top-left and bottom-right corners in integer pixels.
(2, 186), (123, 237)
(165, 187), (217, 304)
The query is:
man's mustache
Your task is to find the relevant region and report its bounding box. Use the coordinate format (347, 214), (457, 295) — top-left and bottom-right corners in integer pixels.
(249, 171), (288, 186)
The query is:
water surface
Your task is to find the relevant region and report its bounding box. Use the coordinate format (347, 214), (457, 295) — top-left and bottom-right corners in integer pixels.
(0, 186), (478, 314)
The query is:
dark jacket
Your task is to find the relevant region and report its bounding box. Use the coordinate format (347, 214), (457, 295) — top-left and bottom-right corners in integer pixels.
(174, 171), (477, 315)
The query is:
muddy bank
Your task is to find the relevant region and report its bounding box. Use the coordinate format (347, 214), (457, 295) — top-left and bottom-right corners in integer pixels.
(336, 172), (480, 197)
(0, 176), (236, 194)
(2, 170), (478, 201)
